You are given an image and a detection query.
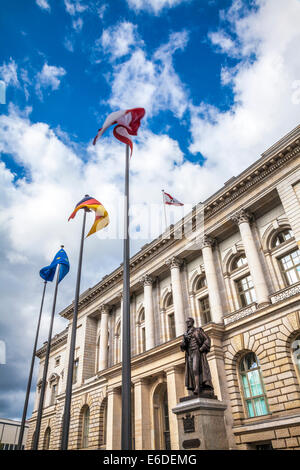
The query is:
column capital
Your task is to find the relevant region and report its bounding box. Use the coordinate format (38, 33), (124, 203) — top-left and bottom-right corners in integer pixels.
(140, 274), (153, 286)
(166, 256), (183, 269)
(231, 208), (253, 225)
(201, 234), (216, 248)
(100, 304), (110, 315)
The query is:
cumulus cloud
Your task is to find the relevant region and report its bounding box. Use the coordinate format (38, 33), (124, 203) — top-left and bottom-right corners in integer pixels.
(0, 58), (19, 87)
(36, 0), (51, 11)
(190, 0), (300, 178)
(127, 0), (190, 15)
(99, 22), (141, 60)
(108, 30), (189, 117)
(35, 63), (66, 99)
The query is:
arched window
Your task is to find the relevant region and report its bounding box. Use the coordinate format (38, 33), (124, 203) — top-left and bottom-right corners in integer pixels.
(43, 427), (51, 450)
(239, 352), (268, 418)
(272, 228), (294, 248)
(195, 275), (207, 291)
(164, 293), (173, 308)
(99, 397), (108, 447)
(137, 308), (146, 354)
(164, 293), (176, 340)
(153, 383), (171, 450)
(229, 253), (256, 308)
(81, 405), (90, 449)
(115, 320), (121, 364)
(291, 334), (300, 380)
(232, 254), (247, 270)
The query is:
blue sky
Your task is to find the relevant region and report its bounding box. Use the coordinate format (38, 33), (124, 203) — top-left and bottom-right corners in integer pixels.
(0, 0), (300, 421)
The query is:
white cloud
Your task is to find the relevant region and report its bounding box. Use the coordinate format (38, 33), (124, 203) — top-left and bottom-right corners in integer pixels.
(64, 0), (87, 16)
(35, 63), (66, 99)
(36, 0), (51, 11)
(190, 0), (300, 178)
(208, 31), (239, 57)
(127, 0), (189, 15)
(0, 58), (19, 87)
(108, 31), (189, 118)
(100, 22), (141, 60)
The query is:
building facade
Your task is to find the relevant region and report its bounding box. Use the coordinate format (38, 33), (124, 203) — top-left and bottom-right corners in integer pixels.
(27, 125), (300, 450)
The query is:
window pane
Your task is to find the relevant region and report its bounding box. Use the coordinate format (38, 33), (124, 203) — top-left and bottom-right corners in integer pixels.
(248, 370), (263, 396)
(253, 397), (267, 416)
(242, 375), (251, 398)
(246, 400), (255, 418)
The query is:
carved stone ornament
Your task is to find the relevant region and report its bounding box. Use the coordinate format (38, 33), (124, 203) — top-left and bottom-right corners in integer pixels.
(201, 234), (216, 248)
(231, 208), (253, 226)
(100, 304), (110, 315)
(166, 256), (183, 269)
(183, 413), (195, 433)
(140, 274), (153, 286)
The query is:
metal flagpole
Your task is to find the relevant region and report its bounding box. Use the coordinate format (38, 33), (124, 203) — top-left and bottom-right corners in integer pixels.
(162, 189), (168, 231)
(60, 204), (87, 450)
(32, 257), (62, 450)
(17, 280), (47, 450)
(121, 144), (132, 450)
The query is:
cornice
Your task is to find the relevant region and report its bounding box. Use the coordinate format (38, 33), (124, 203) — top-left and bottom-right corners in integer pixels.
(59, 126), (300, 321)
(36, 328), (68, 358)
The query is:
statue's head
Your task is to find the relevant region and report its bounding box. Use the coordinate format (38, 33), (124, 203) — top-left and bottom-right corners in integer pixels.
(186, 317), (194, 328)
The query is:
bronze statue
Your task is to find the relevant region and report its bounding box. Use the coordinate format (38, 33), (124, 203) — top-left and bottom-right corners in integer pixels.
(180, 317), (214, 397)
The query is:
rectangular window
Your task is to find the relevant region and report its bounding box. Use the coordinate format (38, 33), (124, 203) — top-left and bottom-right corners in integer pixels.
(73, 359), (79, 384)
(199, 296), (211, 324)
(279, 249), (300, 286)
(236, 275), (256, 307)
(168, 313), (176, 340)
(50, 383), (57, 405)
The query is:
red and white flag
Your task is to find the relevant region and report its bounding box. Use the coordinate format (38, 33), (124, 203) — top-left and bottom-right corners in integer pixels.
(163, 190), (184, 206)
(93, 108), (145, 155)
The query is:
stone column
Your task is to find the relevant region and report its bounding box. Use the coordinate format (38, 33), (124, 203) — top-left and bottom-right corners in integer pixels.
(166, 366), (186, 450)
(106, 387), (121, 450)
(140, 275), (155, 350)
(166, 257), (185, 336)
(231, 209), (269, 306)
(98, 304), (109, 371)
(201, 235), (223, 323)
(133, 378), (151, 450)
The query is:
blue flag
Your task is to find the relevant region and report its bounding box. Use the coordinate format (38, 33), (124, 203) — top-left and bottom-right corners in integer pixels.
(40, 248), (70, 283)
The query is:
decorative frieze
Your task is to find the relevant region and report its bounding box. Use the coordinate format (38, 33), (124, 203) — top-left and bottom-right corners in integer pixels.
(271, 283), (300, 304)
(224, 304), (257, 325)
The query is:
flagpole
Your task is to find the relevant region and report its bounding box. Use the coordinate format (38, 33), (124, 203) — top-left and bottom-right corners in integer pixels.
(162, 189), (168, 231)
(17, 280), (47, 450)
(60, 204), (87, 450)
(32, 259), (62, 450)
(122, 143), (132, 450)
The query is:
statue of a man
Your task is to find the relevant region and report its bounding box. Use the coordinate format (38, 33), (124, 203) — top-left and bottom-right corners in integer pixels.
(180, 317), (214, 397)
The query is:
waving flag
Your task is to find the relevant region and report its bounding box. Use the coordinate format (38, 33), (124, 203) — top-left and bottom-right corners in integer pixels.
(40, 248), (70, 283)
(68, 195), (109, 237)
(93, 108), (145, 155)
(163, 190), (184, 206)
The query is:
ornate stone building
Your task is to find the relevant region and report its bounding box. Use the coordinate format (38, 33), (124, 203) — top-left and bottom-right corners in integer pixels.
(27, 125), (300, 450)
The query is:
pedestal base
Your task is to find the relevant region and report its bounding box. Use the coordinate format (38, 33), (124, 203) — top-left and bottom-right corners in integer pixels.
(172, 397), (229, 450)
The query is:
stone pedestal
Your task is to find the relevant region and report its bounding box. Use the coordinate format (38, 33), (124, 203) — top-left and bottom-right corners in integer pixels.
(172, 396), (229, 450)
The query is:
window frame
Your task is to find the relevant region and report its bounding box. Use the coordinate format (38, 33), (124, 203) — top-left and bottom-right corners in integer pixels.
(239, 352), (269, 419)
